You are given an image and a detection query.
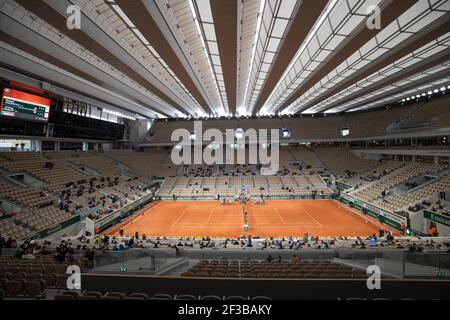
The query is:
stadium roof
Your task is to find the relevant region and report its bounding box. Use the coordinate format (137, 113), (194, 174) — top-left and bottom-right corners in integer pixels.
(0, 0), (448, 119)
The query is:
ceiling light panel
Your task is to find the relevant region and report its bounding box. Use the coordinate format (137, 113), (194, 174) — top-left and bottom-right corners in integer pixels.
(346, 77), (450, 112)
(191, 0), (229, 115)
(242, 0), (300, 114)
(263, 0), (383, 113)
(237, 0), (260, 112)
(300, 33), (450, 114)
(191, 0), (228, 115)
(282, 0), (449, 115)
(0, 40), (168, 119)
(1, 0), (182, 117)
(81, 0), (205, 116)
(155, 0), (225, 116)
(324, 62), (450, 113)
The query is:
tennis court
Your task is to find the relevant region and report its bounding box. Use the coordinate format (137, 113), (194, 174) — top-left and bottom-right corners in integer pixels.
(108, 200), (396, 238)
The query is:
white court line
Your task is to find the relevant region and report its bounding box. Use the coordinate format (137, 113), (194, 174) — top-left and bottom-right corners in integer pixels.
(175, 222), (240, 225)
(251, 225), (322, 228)
(173, 223), (319, 228)
(171, 225), (322, 229)
(253, 222), (319, 225)
(245, 213), (284, 216)
(273, 208), (286, 225)
(297, 206), (323, 228)
(172, 207), (189, 228)
(206, 207), (213, 224)
(332, 200), (396, 232)
(171, 204), (323, 229)
(172, 225), (242, 229)
(252, 222), (318, 226)
(251, 207), (319, 227)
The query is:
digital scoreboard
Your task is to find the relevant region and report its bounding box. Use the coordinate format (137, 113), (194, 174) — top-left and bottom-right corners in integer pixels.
(0, 88), (51, 122)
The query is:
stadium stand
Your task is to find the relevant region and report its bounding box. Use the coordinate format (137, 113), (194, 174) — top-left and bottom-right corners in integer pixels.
(107, 150), (174, 178)
(181, 259), (369, 279)
(156, 173), (333, 199)
(0, 151), (153, 240)
(0, 0), (449, 303)
(350, 163), (446, 205)
(313, 147), (379, 178)
(142, 98), (450, 145)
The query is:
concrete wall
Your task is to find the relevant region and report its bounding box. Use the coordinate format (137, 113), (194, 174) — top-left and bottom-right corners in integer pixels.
(81, 274), (450, 299)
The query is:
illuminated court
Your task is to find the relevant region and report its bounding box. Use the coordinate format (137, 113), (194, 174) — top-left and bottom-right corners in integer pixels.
(109, 200), (396, 238)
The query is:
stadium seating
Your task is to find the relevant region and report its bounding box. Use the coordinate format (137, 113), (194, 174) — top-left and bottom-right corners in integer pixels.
(0, 152), (151, 239)
(182, 260), (370, 279)
(351, 163), (446, 205)
(143, 98), (450, 144)
(157, 174), (333, 199)
(54, 290), (271, 301)
(340, 161), (405, 188)
(380, 175), (450, 212)
(388, 98), (450, 133)
(1, 145), (449, 241)
(313, 147), (379, 177)
(0, 255), (87, 298)
(106, 150), (169, 178)
(1, 0), (450, 303)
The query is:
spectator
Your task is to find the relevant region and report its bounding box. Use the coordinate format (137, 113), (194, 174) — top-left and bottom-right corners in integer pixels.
(66, 248), (79, 263)
(5, 237), (17, 248)
(40, 246), (51, 255)
(22, 250), (36, 260)
(400, 222), (406, 235)
(246, 235), (252, 247)
(103, 235), (110, 246)
(0, 233), (5, 255)
(58, 199), (64, 210)
(55, 247), (66, 263)
(386, 232), (394, 244)
(302, 233), (309, 244)
(408, 244), (417, 253)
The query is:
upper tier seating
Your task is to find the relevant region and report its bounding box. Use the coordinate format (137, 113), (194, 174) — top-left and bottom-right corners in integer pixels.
(2, 159), (87, 193)
(44, 150), (95, 159)
(313, 147), (378, 177)
(340, 161), (405, 188)
(69, 156), (124, 177)
(388, 98), (450, 133)
(289, 147), (323, 168)
(143, 96), (450, 144)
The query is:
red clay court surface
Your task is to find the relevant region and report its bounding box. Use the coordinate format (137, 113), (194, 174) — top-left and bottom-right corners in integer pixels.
(109, 200), (397, 238)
